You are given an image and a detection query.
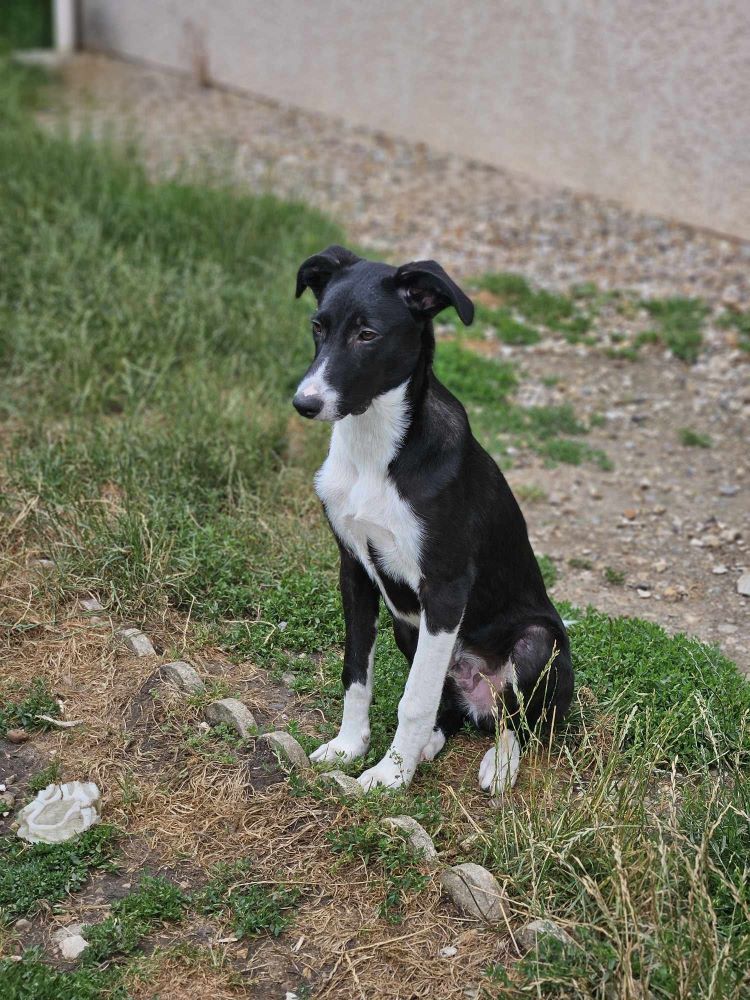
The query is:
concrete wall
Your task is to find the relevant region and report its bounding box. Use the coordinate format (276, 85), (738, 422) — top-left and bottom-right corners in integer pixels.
(80, 1), (750, 239)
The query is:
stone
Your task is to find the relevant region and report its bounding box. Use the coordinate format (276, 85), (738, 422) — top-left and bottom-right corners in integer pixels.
(383, 815), (438, 861)
(0, 791), (15, 814)
(116, 628), (156, 657)
(160, 661), (205, 694)
(712, 564), (728, 575)
(622, 509), (638, 520)
(17, 782), (101, 844)
(14, 918), (31, 932)
(204, 698), (256, 738)
(636, 588), (652, 599)
(53, 924), (89, 960)
(516, 918), (575, 952)
(79, 597), (104, 613)
(319, 769), (364, 797)
(719, 484), (739, 496)
(440, 863), (506, 922)
(440, 945), (458, 957)
(260, 731), (310, 770)
(737, 573), (750, 597)
(6, 729), (29, 744)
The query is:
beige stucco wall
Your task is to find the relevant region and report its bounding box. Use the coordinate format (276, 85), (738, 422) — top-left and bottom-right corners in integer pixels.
(80, 1), (750, 239)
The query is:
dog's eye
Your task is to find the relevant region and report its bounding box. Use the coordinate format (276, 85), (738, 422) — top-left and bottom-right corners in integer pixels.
(358, 329), (379, 343)
(311, 321), (322, 338)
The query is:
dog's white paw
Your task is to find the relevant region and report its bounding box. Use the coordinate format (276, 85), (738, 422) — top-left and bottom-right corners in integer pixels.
(420, 727), (446, 762)
(357, 755), (407, 792)
(309, 736), (368, 765)
(478, 733), (520, 796)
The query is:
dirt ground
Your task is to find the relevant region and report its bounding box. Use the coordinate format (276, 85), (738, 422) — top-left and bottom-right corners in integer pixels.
(39, 53), (750, 674)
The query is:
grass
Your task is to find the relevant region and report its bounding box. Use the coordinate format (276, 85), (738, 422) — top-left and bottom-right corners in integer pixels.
(2, 59), (750, 999)
(82, 875), (187, 964)
(719, 309), (750, 352)
(0, 825), (119, 921)
(679, 427), (712, 448)
(643, 297), (707, 363)
(195, 859), (301, 938)
(0, 678), (59, 738)
(603, 565), (625, 586)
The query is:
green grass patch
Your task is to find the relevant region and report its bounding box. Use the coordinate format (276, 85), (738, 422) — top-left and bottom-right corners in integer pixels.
(478, 273), (591, 338)
(679, 426), (712, 448)
(603, 565), (625, 586)
(536, 554), (557, 589)
(195, 859), (301, 938)
(26, 761), (63, 794)
(327, 821), (430, 923)
(0, 678), (59, 738)
(719, 308), (750, 352)
(642, 297), (707, 363)
(0, 826), (119, 921)
(82, 875), (187, 964)
(0, 949), (122, 1000)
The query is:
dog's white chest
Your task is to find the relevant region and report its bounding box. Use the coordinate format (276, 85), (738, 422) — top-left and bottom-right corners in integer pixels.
(315, 385), (423, 592)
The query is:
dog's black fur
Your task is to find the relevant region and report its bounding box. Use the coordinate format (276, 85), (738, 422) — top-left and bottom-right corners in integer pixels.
(294, 246), (573, 781)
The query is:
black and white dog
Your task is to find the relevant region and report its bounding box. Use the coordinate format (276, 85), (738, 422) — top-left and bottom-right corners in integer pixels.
(293, 246), (573, 794)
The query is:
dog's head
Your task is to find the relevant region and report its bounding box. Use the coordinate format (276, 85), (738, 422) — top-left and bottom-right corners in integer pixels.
(292, 245), (474, 420)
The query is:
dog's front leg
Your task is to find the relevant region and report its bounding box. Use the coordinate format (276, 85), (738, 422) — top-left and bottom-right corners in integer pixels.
(358, 582), (465, 790)
(310, 547), (380, 765)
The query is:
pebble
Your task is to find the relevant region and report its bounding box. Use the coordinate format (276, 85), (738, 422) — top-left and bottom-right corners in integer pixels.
(440, 863), (507, 923)
(318, 769), (364, 798)
(712, 564), (729, 574)
(636, 588), (652, 599)
(654, 559), (668, 572)
(0, 791), (15, 814)
(622, 509), (638, 520)
(5, 729), (29, 744)
(79, 597), (104, 612)
(260, 731), (310, 770)
(439, 946), (458, 958)
(204, 698), (256, 738)
(719, 485), (739, 496)
(737, 573), (750, 597)
(718, 623), (738, 635)
(14, 918), (31, 932)
(52, 924), (89, 960)
(383, 815), (438, 861)
(516, 918), (575, 952)
(160, 661), (205, 693)
(116, 628), (156, 657)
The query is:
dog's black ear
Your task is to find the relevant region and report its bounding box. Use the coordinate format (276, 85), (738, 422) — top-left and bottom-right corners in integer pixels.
(394, 260), (474, 325)
(295, 245), (360, 300)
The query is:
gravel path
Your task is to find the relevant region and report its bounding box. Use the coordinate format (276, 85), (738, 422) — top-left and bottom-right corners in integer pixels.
(43, 54), (750, 673)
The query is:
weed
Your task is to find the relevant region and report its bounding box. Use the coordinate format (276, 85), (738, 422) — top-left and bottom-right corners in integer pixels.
(679, 427), (712, 448)
(603, 565), (625, 586)
(478, 273), (591, 336)
(195, 859), (301, 938)
(82, 875), (187, 964)
(514, 483), (547, 504)
(536, 555), (557, 589)
(0, 679), (59, 738)
(0, 949), (122, 1000)
(183, 722), (247, 765)
(0, 826), (119, 921)
(327, 821), (429, 923)
(568, 557), (593, 571)
(27, 761), (63, 794)
(643, 297), (707, 363)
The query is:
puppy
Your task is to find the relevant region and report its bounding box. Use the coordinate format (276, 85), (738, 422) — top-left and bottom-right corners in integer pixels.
(293, 246), (573, 793)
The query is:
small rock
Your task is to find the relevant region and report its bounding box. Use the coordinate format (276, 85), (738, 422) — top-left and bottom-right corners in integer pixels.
(5, 729), (29, 744)
(622, 509), (638, 520)
(319, 769), (364, 797)
(0, 791), (16, 813)
(31, 558), (55, 571)
(516, 918), (575, 952)
(79, 597), (104, 613)
(737, 573), (750, 597)
(712, 564), (729, 575)
(160, 661), (205, 694)
(116, 628), (156, 657)
(439, 945), (458, 958)
(718, 623), (738, 635)
(204, 698), (256, 738)
(14, 918), (31, 932)
(383, 815), (438, 861)
(653, 559), (668, 573)
(719, 485), (739, 496)
(721, 528), (741, 543)
(53, 925), (89, 960)
(440, 863), (506, 923)
(260, 731), (310, 770)
(636, 588), (652, 599)
(281, 672), (296, 689)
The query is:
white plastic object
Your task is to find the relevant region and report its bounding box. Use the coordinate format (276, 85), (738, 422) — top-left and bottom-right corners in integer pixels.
(16, 782), (101, 844)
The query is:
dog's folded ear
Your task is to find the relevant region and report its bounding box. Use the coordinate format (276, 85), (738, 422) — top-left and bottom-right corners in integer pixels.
(295, 245), (361, 300)
(394, 260), (474, 326)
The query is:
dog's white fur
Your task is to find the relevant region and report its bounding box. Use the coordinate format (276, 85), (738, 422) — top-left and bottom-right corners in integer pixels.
(313, 381), (465, 788)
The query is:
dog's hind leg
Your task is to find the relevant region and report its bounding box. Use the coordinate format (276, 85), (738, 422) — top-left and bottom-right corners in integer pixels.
(310, 546), (380, 765)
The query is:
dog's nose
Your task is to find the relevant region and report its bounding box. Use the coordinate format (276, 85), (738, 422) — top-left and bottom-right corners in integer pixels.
(293, 393), (323, 419)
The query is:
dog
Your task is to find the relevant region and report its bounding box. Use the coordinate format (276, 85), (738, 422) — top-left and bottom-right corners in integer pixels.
(292, 245), (573, 794)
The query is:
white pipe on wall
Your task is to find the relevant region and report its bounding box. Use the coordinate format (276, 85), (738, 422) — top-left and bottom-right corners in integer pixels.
(54, 0), (76, 53)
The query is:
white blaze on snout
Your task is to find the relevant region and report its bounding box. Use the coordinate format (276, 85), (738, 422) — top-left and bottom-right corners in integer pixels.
(295, 358), (340, 420)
